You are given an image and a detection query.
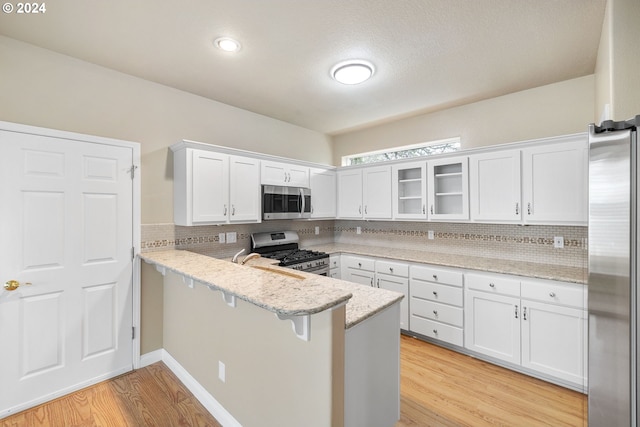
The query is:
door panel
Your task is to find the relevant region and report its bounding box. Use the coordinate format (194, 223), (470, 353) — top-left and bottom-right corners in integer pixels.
(0, 129), (134, 416)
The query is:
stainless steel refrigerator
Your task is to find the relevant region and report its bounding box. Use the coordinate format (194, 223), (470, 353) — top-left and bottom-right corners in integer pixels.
(588, 115), (640, 426)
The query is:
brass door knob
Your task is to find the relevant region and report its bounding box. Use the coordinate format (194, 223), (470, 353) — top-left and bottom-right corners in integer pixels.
(4, 280), (31, 291)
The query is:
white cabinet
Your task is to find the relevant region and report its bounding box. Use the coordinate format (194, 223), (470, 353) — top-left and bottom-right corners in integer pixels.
(392, 162), (427, 220)
(329, 254), (341, 279)
(427, 156), (469, 221)
(521, 137), (587, 225)
(309, 167), (336, 218)
(341, 255), (375, 287)
(337, 166), (392, 219)
(465, 272), (587, 389)
(173, 148), (260, 226)
(261, 160), (309, 188)
(375, 260), (409, 330)
(337, 169), (363, 219)
(469, 149), (521, 222)
(409, 265), (464, 346)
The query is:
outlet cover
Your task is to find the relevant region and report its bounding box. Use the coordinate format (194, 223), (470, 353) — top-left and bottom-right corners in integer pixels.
(553, 236), (564, 249)
(428, 230), (435, 240)
(315, 226), (320, 235)
(226, 232), (237, 244)
(356, 226), (362, 235)
(218, 361), (226, 383)
(218, 233), (225, 244)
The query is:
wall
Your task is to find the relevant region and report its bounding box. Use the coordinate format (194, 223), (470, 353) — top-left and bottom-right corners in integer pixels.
(595, 0), (640, 121)
(162, 270), (345, 427)
(331, 75), (595, 164)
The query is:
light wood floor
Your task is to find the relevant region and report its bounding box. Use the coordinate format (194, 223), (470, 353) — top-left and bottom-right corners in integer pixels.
(1, 335), (587, 427)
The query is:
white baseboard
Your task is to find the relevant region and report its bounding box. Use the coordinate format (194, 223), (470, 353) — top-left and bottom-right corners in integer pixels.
(160, 350), (242, 427)
(139, 349), (164, 368)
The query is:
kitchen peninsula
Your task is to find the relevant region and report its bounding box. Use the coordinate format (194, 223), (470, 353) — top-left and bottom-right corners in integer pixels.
(140, 250), (403, 427)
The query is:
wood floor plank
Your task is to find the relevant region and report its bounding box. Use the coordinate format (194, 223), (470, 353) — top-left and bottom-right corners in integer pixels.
(1, 337), (587, 427)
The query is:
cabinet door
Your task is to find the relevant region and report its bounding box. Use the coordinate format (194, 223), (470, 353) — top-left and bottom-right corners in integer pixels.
(287, 164), (310, 188)
(521, 300), (586, 387)
(310, 167), (336, 218)
(344, 270), (375, 287)
(469, 150), (521, 222)
(363, 165), (392, 219)
(376, 274), (409, 330)
(522, 138), (587, 225)
(229, 155), (261, 223)
(464, 289), (520, 364)
(191, 150), (229, 223)
(261, 160), (288, 185)
(392, 162), (427, 219)
(427, 156), (469, 221)
(337, 169), (363, 219)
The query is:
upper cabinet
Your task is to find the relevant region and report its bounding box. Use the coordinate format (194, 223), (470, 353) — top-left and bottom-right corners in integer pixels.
(427, 156), (469, 221)
(337, 166), (392, 220)
(310, 167), (336, 219)
(392, 162), (427, 220)
(261, 160), (309, 188)
(173, 147), (260, 226)
(521, 137), (587, 225)
(470, 149), (522, 223)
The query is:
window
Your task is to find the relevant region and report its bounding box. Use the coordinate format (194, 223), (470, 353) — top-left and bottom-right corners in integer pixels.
(342, 137), (461, 166)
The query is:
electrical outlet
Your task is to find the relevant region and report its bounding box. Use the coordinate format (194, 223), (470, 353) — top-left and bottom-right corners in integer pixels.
(218, 233), (225, 244)
(226, 231), (237, 244)
(315, 226), (320, 235)
(428, 230), (435, 240)
(356, 226), (362, 235)
(218, 361), (226, 383)
(553, 236), (564, 249)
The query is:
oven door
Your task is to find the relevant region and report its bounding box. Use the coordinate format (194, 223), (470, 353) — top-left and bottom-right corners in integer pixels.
(262, 185), (311, 220)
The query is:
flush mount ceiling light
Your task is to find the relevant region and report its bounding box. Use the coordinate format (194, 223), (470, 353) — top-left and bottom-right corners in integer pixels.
(331, 60), (375, 85)
(214, 37), (241, 53)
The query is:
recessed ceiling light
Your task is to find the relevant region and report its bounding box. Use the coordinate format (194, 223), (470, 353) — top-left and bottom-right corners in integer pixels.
(214, 37), (241, 53)
(331, 60), (375, 85)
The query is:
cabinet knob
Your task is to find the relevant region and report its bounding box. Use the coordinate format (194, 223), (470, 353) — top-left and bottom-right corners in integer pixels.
(433, 310), (438, 317)
(432, 291), (438, 297)
(432, 329), (438, 336)
(389, 267), (394, 273)
(358, 262), (362, 268)
(489, 283), (495, 288)
(549, 292), (556, 298)
(432, 274), (438, 281)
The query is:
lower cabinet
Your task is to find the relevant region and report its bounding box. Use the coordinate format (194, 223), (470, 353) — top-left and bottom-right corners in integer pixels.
(409, 265), (464, 347)
(464, 272), (587, 389)
(375, 260), (409, 330)
(329, 254), (341, 279)
(341, 255), (375, 286)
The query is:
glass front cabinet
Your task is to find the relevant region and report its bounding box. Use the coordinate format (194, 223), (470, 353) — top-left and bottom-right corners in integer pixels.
(392, 162), (427, 219)
(427, 156), (469, 221)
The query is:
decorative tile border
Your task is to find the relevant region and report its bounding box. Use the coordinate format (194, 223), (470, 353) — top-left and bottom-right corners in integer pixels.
(142, 220), (587, 268)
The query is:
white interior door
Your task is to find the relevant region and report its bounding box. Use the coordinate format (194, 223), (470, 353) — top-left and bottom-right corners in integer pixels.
(0, 129), (134, 417)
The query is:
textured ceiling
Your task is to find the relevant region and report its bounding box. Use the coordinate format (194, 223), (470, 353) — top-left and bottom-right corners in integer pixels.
(0, 0), (606, 134)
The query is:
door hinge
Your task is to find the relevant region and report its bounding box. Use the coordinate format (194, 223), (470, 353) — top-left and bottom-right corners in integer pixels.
(130, 165), (138, 179)
(132, 327), (135, 340)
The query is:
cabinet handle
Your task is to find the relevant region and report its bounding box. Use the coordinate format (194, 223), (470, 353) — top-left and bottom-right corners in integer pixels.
(223, 205), (227, 215)
(365, 205), (368, 214)
(549, 292), (556, 298)
(515, 202), (519, 215)
(527, 202), (532, 215)
(232, 205), (235, 216)
(370, 278), (373, 287)
(423, 205), (426, 214)
(389, 267), (394, 273)
(359, 205), (362, 214)
(358, 262), (362, 268)
(311, 206), (314, 213)
(523, 307), (527, 321)
(433, 310), (438, 318)
(515, 305), (519, 319)
(430, 205), (434, 215)
(432, 274), (438, 281)
(489, 283), (495, 288)
(376, 279), (380, 288)
(433, 291), (438, 298)
(432, 329), (438, 336)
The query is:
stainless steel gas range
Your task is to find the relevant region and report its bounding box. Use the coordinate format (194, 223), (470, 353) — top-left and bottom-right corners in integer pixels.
(250, 231), (329, 275)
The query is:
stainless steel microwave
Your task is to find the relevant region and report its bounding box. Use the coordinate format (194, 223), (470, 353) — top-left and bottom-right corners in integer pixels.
(262, 185), (311, 220)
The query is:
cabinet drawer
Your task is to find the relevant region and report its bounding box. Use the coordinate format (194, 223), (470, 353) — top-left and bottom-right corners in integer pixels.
(342, 255), (375, 271)
(410, 316), (463, 347)
(411, 282), (463, 307)
(521, 280), (585, 309)
(411, 298), (463, 327)
(466, 273), (520, 297)
(410, 265), (463, 287)
(376, 260), (409, 277)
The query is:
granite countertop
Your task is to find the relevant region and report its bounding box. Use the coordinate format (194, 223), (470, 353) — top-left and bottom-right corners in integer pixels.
(307, 243), (587, 284)
(140, 250), (404, 329)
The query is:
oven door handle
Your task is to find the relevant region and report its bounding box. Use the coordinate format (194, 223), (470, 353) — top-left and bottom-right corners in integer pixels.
(299, 187), (305, 215)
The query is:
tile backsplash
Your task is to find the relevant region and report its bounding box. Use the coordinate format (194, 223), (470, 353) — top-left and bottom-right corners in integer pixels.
(142, 220), (587, 268)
